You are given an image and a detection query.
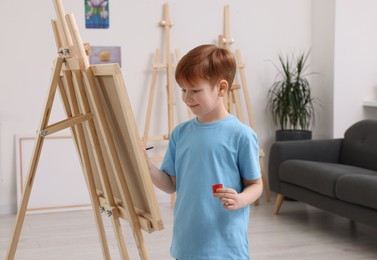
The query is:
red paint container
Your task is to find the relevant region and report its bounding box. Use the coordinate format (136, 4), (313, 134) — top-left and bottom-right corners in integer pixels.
(212, 184), (223, 193)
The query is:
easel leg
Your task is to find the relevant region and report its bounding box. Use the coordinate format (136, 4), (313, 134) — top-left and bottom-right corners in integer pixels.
(6, 135), (45, 259)
(232, 88), (244, 123)
(142, 49), (161, 145)
(6, 58), (64, 259)
(259, 157), (271, 202)
(111, 217), (130, 260)
(58, 73), (112, 259)
(171, 192), (176, 208)
(235, 49), (271, 203)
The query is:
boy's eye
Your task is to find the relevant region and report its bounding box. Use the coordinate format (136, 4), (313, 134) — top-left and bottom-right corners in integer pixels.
(181, 89), (200, 94)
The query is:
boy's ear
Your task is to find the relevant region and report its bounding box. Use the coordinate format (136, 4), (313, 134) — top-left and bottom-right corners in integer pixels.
(218, 80), (229, 97)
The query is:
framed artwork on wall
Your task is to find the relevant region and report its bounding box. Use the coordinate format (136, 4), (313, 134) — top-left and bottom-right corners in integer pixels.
(85, 0), (109, 29)
(16, 135), (91, 214)
(89, 46), (121, 67)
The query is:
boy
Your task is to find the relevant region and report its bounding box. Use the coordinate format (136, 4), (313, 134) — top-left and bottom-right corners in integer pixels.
(144, 44), (263, 259)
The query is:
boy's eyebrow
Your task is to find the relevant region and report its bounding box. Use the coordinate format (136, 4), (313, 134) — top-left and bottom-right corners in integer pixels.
(179, 85), (199, 89)
(182, 87), (202, 90)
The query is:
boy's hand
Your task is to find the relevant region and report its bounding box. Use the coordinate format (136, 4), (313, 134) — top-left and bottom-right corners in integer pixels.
(213, 188), (244, 210)
(213, 179), (263, 209)
(142, 146), (154, 169)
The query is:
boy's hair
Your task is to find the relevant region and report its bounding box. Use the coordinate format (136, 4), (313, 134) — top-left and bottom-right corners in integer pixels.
(175, 44), (236, 89)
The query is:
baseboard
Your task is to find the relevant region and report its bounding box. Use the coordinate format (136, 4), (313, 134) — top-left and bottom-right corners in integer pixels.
(0, 194), (170, 216)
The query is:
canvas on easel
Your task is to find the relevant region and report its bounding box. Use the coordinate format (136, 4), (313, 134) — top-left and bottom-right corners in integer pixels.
(6, 0), (163, 259)
(218, 5), (270, 204)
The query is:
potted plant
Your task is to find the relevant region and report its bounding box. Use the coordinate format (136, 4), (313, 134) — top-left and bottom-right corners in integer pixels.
(267, 51), (316, 141)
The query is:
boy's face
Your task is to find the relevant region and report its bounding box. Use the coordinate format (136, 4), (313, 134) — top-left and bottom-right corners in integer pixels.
(180, 80), (226, 122)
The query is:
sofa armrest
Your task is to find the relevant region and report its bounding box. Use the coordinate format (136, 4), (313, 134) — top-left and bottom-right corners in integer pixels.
(268, 138), (343, 193)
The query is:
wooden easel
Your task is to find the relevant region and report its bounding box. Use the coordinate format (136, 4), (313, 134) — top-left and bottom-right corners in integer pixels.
(142, 3), (185, 160)
(142, 3), (184, 207)
(219, 5), (270, 204)
(6, 1), (162, 259)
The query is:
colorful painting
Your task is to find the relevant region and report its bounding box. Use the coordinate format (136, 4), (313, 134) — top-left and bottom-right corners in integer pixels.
(89, 46), (121, 67)
(85, 0), (109, 29)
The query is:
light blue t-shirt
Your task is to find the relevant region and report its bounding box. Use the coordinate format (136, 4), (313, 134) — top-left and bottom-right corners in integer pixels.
(161, 115), (261, 260)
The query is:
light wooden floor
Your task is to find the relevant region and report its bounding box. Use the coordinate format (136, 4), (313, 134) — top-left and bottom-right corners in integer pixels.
(1, 194), (377, 259)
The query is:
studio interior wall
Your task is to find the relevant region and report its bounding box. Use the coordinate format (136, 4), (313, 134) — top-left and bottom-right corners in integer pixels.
(1, 0), (375, 213)
(332, 0), (377, 137)
(311, 0), (335, 139)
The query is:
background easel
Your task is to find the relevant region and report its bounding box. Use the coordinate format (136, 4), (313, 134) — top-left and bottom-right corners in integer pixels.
(142, 3), (186, 208)
(142, 3), (186, 161)
(218, 5), (270, 204)
(6, 1), (162, 259)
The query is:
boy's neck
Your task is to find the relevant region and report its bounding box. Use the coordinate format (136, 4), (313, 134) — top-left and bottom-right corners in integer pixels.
(197, 109), (229, 124)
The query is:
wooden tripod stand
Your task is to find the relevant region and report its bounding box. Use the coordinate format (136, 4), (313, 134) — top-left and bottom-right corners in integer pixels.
(6, 1), (163, 259)
(219, 5), (271, 204)
(142, 3), (186, 161)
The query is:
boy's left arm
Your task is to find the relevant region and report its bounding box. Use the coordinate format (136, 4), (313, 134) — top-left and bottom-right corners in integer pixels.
(215, 178), (263, 210)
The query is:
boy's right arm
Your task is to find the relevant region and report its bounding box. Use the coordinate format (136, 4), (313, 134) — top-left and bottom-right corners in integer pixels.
(144, 150), (176, 194)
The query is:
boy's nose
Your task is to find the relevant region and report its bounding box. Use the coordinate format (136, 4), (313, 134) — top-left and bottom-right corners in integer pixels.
(183, 92), (193, 101)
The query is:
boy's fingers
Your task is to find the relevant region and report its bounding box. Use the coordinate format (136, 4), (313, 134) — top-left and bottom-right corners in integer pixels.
(217, 188), (237, 194)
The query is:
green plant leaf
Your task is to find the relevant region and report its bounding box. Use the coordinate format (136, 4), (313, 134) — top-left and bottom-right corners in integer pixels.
(267, 50), (316, 131)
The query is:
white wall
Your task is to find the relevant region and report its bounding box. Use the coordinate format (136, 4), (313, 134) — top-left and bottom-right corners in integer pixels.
(311, 0), (336, 138)
(332, 0), (377, 137)
(1, 0), (375, 214)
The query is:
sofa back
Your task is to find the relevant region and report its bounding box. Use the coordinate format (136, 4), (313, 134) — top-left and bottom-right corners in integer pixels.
(340, 120), (377, 171)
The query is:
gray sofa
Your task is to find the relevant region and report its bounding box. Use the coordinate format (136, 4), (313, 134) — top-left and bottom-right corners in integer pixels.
(268, 120), (377, 228)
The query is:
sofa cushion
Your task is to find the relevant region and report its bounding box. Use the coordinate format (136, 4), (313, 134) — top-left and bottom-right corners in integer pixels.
(336, 173), (377, 210)
(279, 160), (367, 197)
(340, 120), (377, 172)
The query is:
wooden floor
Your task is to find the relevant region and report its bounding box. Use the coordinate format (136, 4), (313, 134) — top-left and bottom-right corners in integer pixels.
(1, 194), (377, 259)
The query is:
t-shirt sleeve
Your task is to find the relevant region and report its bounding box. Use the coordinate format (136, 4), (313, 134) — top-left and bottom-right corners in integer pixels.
(238, 129), (261, 180)
(160, 130), (177, 177)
